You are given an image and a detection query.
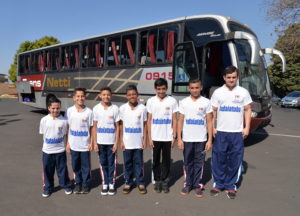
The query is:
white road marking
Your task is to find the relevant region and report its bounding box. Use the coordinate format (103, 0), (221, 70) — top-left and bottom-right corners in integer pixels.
(253, 132), (300, 138)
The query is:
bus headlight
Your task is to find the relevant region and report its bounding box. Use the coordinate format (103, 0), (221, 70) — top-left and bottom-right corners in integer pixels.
(251, 111), (258, 118)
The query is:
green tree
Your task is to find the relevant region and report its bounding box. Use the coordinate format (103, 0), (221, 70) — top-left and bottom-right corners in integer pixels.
(268, 23), (300, 97)
(8, 36), (60, 82)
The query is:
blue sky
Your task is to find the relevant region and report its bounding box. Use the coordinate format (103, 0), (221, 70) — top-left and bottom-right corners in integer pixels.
(0, 0), (278, 77)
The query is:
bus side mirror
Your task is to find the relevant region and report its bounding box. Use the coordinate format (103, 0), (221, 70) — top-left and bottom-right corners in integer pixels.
(260, 48), (286, 73)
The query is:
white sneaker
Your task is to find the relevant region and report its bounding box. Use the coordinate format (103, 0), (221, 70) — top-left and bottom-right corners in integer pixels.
(108, 184), (116, 195)
(101, 184), (108, 196)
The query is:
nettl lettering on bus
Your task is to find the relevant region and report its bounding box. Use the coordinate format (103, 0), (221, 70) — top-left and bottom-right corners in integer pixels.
(46, 77), (71, 88)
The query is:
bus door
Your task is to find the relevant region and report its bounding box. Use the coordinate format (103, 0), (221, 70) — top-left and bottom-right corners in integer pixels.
(202, 41), (232, 98)
(172, 41), (199, 94)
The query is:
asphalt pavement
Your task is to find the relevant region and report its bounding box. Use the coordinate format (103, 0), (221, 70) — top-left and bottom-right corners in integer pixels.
(0, 98), (299, 216)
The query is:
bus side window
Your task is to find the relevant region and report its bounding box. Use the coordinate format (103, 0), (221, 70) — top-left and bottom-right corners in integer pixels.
(121, 34), (136, 65)
(139, 29), (157, 64)
(107, 36), (121, 66)
(157, 26), (178, 63)
(61, 47), (71, 70)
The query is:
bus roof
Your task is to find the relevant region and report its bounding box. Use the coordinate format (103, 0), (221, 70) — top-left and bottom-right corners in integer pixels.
(19, 14), (252, 54)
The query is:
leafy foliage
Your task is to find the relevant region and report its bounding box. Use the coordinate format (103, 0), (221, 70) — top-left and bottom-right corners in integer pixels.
(8, 36), (60, 82)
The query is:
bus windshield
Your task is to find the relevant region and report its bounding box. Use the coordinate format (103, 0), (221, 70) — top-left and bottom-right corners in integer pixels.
(234, 39), (271, 97)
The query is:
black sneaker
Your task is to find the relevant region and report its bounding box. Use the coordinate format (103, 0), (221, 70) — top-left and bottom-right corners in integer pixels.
(42, 190), (51, 198)
(138, 185), (147, 194)
(74, 184), (82, 194)
(226, 190), (236, 199)
(194, 187), (204, 198)
(210, 187), (221, 196)
(81, 186), (90, 194)
(122, 185), (132, 194)
(154, 182), (161, 193)
(101, 185), (108, 196)
(162, 183), (169, 193)
(180, 186), (191, 195)
(108, 184), (116, 196)
(64, 188), (73, 195)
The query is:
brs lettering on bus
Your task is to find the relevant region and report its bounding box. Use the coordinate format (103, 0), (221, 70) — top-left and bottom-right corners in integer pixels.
(145, 72), (173, 80)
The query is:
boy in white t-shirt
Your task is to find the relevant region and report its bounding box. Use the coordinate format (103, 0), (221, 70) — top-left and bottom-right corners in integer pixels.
(210, 66), (252, 199)
(177, 79), (213, 198)
(66, 88), (93, 194)
(119, 85), (147, 195)
(93, 87), (120, 196)
(40, 95), (72, 198)
(146, 78), (178, 193)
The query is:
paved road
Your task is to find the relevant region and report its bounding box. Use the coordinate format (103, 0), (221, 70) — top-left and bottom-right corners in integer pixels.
(0, 99), (299, 216)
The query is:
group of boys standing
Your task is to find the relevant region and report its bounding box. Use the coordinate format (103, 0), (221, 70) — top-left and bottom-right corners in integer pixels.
(40, 65), (252, 200)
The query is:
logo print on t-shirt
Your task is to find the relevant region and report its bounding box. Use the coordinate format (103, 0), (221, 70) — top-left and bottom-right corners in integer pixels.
(197, 107), (204, 116)
(58, 127), (63, 135)
(232, 95), (242, 104)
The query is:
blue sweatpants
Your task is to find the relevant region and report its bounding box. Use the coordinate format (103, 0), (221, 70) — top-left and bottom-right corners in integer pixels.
(71, 150), (91, 187)
(42, 151), (71, 193)
(97, 144), (116, 185)
(123, 149), (145, 186)
(212, 131), (244, 191)
(183, 142), (206, 189)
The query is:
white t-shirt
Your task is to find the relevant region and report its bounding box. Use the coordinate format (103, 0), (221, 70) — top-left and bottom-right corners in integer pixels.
(39, 115), (68, 154)
(65, 105), (93, 151)
(119, 103), (147, 149)
(179, 96), (212, 142)
(146, 95), (178, 141)
(93, 103), (120, 145)
(211, 85), (252, 132)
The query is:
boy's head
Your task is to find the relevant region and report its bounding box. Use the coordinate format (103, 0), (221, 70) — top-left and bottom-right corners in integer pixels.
(126, 85), (138, 104)
(154, 78), (168, 99)
(223, 66), (239, 89)
(188, 79), (202, 98)
(73, 87), (86, 106)
(47, 95), (61, 117)
(99, 87), (112, 104)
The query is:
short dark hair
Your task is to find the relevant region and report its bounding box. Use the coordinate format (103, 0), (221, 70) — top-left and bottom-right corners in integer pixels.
(100, 86), (112, 94)
(189, 79), (202, 85)
(46, 94), (61, 108)
(126, 85), (138, 93)
(74, 87), (86, 95)
(154, 78), (168, 88)
(223, 66), (239, 76)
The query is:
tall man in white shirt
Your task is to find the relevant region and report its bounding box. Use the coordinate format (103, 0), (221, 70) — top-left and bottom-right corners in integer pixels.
(147, 78), (178, 193)
(210, 66), (252, 199)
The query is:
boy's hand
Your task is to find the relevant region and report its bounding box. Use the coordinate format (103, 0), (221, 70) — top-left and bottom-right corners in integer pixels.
(112, 143), (118, 153)
(149, 140), (154, 149)
(213, 128), (217, 138)
(205, 140), (212, 152)
(88, 143), (93, 151)
(66, 143), (71, 153)
(142, 141), (147, 150)
(177, 139), (184, 150)
(120, 141), (125, 151)
(242, 127), (250, 139)
(171, 138), (176, 148)
(94, 144), (99, 152)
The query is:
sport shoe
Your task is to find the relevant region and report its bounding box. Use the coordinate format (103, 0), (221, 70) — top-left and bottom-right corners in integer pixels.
(74, 184), (82, 194)
(194, 187), (203, 198)
(64, 188), (73, 195)
(138, 185), (147, 194)
(108, 184), (116, 196)
(226, 190), (236, 199)
(101, 184), (108, 196)
(154, 182), (161, 193)
(162, 183), (169, 193)
(180, 186), (191, 195)
(81, 186), (90, 194)
(42, 190), (51, 198)
(210, 187), (221, 196)
(122, 185), (132, 194)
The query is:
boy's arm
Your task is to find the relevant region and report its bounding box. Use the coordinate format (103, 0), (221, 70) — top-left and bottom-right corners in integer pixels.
(205, 112), (213, 152)
(212, 106), (218, 137)
(142, 120), (147, 149)
(171, 112), (177, 147)
(66, 125), (71, 153)
(147, 113), (154, 148)
(88, 126), (93, 151)
(243, 104), (252, 138)
(119, 121), (125, 151)
(177, 113), (184, 150)
(93, 121), (99, 152)
(112, 121), (120, 153)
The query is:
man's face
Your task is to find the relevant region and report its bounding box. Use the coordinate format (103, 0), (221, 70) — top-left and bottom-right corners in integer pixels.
(189, 82), (202, 98)
(155, 85), (168, 99)
(223, 71), (238, 89)
(126, 90), (138, 104)
(99, 90), (111, 103)
(73, 90), (86, 106)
